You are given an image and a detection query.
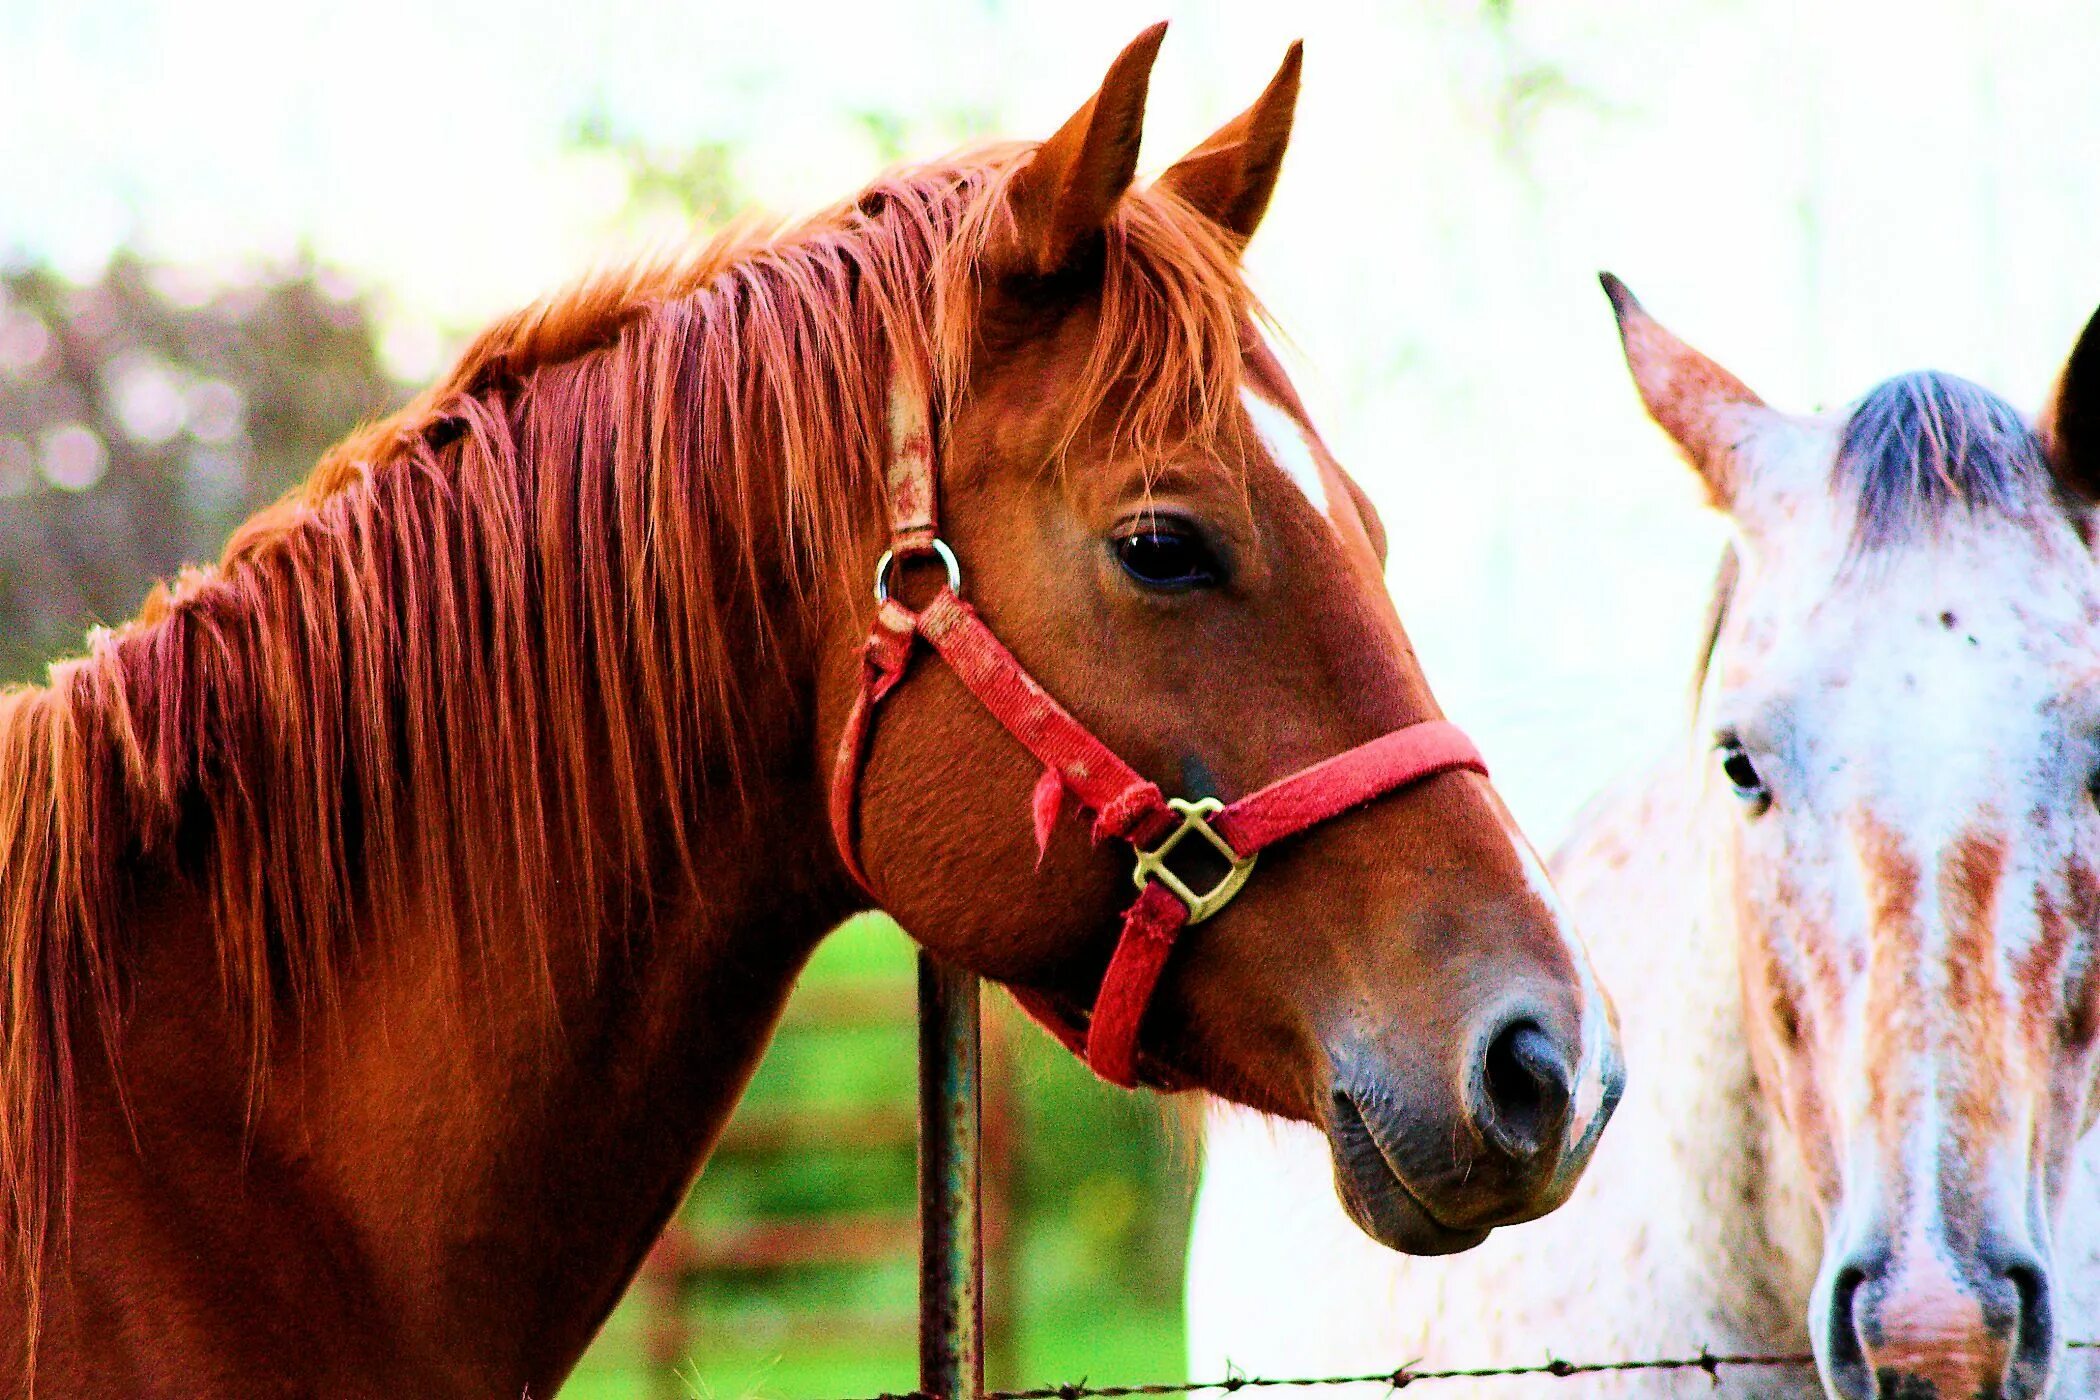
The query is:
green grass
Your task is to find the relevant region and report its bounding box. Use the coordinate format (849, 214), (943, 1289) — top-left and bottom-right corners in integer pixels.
(558, 915), (1193, 1400)
(563, 1258), (1184, 1400)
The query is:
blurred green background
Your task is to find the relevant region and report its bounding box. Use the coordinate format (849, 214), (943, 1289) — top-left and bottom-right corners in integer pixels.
(563, 916), (1199, 1400)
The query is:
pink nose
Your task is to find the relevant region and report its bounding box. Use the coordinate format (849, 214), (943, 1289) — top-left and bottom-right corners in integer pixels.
(1823, 1244), (2051, 1400)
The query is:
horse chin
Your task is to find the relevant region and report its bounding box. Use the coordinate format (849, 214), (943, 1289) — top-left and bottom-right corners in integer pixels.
(1324, 1097), (1492, 1256)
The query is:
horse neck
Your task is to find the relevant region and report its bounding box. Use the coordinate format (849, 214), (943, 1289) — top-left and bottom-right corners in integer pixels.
(1561, 750), (1821, 1327)
(45, 804), (849, 1393)
(32, 414), (873, 1392)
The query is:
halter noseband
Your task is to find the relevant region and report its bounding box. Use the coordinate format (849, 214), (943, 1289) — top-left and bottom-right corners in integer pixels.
(829, 377), (1487, 1088)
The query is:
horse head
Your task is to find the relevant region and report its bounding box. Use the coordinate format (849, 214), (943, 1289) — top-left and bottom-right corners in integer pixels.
(830, 28), (1622, 1253)
(1610, 275), (2100, 1398)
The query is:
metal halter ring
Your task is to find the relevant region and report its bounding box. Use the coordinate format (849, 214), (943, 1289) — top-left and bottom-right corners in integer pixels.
(873, 538), (962, 604)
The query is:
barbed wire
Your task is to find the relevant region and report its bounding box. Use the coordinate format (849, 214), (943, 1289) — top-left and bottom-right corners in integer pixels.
(987, 1350), (1815, 1397)
(838, 1339), (2100, 1400)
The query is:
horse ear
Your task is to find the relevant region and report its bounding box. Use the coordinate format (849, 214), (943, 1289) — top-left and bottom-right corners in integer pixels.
(1156, 40), (1303, 246)
(1601, 273), (1768, 509)
(1000, 23), (1167, 278)
(2040, 302), (2100, 504)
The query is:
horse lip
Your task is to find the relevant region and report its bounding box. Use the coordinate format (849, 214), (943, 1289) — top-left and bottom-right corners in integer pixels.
(1327, 1089), (1489, 1255)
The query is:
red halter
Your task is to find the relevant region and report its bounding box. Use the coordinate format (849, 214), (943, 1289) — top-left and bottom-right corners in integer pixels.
(830, 378), (1487, 1088)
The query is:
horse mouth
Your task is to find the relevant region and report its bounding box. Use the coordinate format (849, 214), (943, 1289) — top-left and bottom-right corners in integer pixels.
(1324, 1091), (1491, 1256)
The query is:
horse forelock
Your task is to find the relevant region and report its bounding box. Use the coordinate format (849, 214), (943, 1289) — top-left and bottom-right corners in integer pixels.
(0, 139), (1256, 1343)
(1836, 369), (2055, 554)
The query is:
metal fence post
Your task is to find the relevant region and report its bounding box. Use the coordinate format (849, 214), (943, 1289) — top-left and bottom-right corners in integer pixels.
(917, 952), (984, 1400)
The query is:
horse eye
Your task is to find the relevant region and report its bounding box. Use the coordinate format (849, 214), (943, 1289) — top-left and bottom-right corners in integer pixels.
(1716, 738), (1771, 812)
(1112, 520), (1222, 590)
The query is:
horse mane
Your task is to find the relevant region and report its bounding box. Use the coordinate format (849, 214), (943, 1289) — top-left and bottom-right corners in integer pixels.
(1836, 369), (2052, 552)
(0, 142), (1253, 1338)
(1691, 542), (1738, 708)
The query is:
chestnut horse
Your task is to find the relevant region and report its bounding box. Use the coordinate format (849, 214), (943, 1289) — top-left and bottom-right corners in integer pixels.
(0, 27), (1618, 1398)
(1189, 281), (2100, 1399)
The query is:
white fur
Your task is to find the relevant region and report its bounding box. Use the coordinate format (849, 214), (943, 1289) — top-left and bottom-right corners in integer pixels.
(1242, 387), (1333, 522)
(1189, 410), (2100, 1396)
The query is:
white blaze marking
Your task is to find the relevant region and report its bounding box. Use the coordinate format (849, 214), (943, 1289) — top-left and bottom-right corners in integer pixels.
(1241, 387), (1332, 520)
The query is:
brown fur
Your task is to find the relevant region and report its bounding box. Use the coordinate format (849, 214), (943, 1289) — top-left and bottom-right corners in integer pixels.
(1857, 813), (1927, 1158)
(0, 141), (1251, 1351)
(1941, 825), (2015, 1176)
(2027, 884), (2080, 1048)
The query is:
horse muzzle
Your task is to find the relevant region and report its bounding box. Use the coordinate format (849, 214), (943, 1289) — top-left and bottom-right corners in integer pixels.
(1818, 1236), (2055, 1400)
(1322, 999), (1620, 1255)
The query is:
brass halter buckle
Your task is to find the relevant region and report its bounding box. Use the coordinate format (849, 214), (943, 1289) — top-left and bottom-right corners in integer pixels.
(1131, 797), (1258, 924)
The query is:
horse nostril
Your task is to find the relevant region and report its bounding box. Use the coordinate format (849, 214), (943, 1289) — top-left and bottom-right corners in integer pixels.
(1470, 1018), (1572, 1166)
(1813, 1260), (1878, 1400)
(2002, 1256), (2055, 1393)
(1827, 1261), (1869, 1369)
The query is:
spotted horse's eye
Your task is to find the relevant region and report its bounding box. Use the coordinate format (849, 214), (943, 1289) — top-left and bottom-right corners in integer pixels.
(1112, 517), (1224, 591)
(1715, 736), (1771, 814)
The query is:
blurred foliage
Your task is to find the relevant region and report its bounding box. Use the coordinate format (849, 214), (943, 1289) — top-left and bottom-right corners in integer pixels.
(1471, 0), (1607, 168)
(569, 107), (743, 223)
(850, 104), (1001, 165)
(568, 918), (1193, 1399)
(0, 251), (402, 683)
(565, 100), (998, 231)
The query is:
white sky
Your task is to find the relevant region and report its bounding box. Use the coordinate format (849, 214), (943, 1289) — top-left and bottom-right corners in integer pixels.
(6, 0), (2100, 840)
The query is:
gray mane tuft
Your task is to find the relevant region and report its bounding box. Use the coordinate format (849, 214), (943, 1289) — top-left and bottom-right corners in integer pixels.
(1835, 370), (2048, 550)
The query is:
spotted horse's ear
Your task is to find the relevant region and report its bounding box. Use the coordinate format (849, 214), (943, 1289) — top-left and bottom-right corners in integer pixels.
(1599, 273), (1771, 511)
(2040, 301), (2100, 507)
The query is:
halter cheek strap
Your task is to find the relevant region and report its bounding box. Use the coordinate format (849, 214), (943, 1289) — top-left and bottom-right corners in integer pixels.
(829, 378), (1487, 1089)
